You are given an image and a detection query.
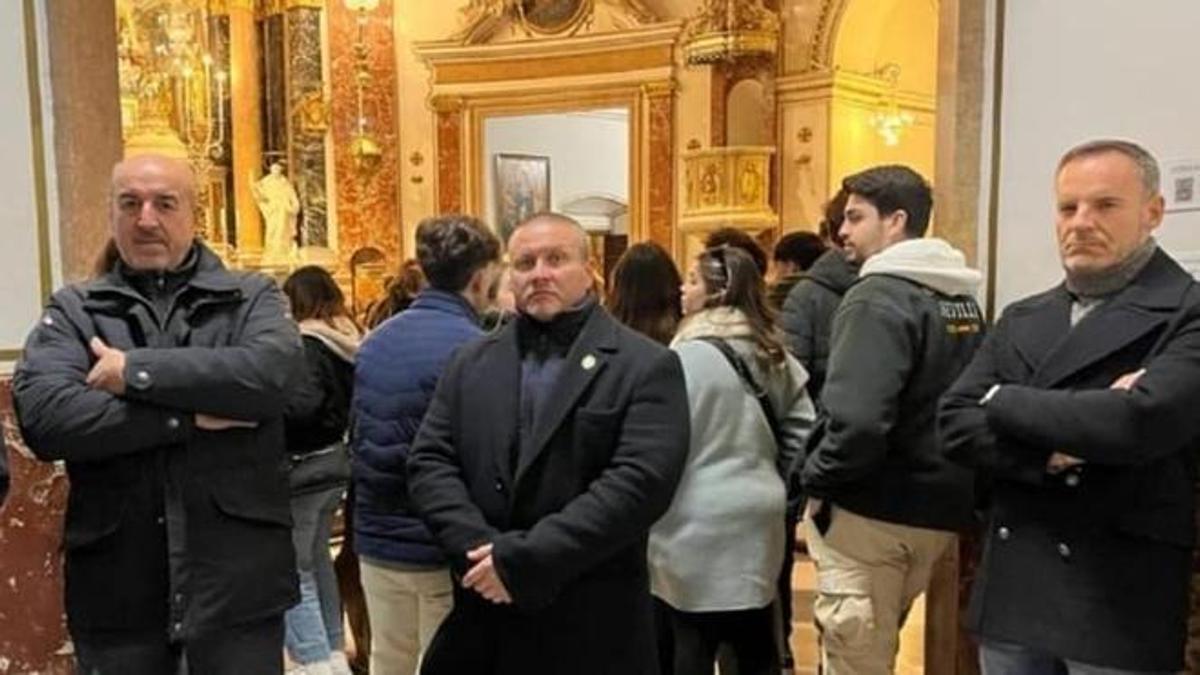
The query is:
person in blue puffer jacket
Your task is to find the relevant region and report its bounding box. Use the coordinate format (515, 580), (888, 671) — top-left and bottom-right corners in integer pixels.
(350, 214), (502, 675)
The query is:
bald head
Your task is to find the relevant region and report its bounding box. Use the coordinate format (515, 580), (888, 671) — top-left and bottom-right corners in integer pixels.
(507, 212), (595, 322)
(110, 154), (198, 271)
(513, 212), (589, 258)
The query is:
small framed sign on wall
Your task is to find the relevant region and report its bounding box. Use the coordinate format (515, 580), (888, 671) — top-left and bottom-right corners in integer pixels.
(1163, 159), (1200, 213)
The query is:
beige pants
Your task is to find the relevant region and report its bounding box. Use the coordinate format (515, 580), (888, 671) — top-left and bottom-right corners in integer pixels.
(359, 560), (454, 675)
(803, 505), (954, 675)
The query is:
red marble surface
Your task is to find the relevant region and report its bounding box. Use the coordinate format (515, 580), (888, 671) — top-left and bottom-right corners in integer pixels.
(0, 379), (73, 674)
(647, 93), (674, 254)
(436, 107), (464, 215)
(329, 0), (403, 274)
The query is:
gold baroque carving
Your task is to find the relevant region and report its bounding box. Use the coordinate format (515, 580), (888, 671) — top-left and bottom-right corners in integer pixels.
(429, 95), (465, 113)
(683, 0), (780, 64)
(208, 0), (230, 14)
(286, 0), (323, 8)
(291, 91), (330, 133)
(453, 0), (656, 44)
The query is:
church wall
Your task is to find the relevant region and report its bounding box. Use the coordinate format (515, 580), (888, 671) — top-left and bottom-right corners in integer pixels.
(987, 0), (1200, 312)
(0, 0), (55, 369)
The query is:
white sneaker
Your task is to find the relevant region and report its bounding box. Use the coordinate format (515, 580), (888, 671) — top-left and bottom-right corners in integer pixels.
(292, 661), (334, 675)
(329, 651), (353, 675)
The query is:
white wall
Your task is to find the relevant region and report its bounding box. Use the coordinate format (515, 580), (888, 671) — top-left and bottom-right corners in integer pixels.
(0, 0), (57, 370)
(483, 109), (629, 231)
(988, 0), (1200, 312)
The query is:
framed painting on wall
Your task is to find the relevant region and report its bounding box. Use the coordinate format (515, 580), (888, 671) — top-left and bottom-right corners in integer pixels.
(494, 153), (551, 242)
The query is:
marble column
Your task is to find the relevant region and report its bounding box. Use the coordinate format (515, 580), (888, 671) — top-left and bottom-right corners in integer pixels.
(45, 0), (123, 282)
(229, 0), (264, 257)
(645, 83), (675, 255)
(287, 2), (330, 248)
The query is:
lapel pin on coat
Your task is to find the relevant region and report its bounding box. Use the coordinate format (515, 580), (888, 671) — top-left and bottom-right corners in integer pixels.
(581, 354), (597, 370)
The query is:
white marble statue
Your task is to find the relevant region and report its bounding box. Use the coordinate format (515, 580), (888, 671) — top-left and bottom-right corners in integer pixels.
(253, 162), (300, 264)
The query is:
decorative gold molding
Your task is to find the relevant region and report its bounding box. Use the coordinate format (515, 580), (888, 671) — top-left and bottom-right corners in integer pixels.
(682, 0), (779, 65)
(435, 44), (673, 85)
(640, 79), (676, 98)
(259, 0), (286, 16)
(429, 95), (465, 114)
(453, 0), (658, 45)
(208, 0), (230, 15)
(809, 0), (848, 72)
(286, 0), (323, 9)
(985, 0), (1006, 320)
(775, 70), (936, 113)
(22, 0), (52, 304)
(226, 0), (256, 12)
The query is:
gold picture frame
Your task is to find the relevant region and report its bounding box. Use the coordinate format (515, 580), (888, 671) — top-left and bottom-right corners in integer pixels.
(494, 153), (551, 242)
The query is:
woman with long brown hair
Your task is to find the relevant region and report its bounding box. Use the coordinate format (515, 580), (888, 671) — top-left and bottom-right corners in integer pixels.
(606, 242), (683, 346)
(281, 265), (362, 675)
(649, 246), (815, 675)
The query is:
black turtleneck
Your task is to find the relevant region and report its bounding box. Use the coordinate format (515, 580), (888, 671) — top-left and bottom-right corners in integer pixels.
(514, 296), (597, 470)
(118, 245), (200, 323)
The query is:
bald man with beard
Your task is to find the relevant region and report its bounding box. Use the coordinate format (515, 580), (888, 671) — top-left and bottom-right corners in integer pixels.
(14, 154), (303, 674)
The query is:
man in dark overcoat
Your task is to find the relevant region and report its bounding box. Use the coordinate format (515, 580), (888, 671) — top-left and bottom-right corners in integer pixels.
(940, 139), (1198, 673)
(407, 212), (690, 675)
(13, 153), (302, 673)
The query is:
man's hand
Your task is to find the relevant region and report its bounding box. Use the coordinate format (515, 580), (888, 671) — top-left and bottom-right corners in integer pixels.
(1046, 452), (1084, 474)
(463, 543), (512, 605)
(1045, 369), (1146, 474)
(194, 414), (259, 431)
(1111, 368), (1146, 391)
(86, 338), (127, 395)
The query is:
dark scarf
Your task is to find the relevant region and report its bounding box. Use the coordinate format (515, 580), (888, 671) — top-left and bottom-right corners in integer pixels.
(515, 295), (598, 360)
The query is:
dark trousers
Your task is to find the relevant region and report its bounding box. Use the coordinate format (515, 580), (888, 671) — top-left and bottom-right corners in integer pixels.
(664, 604), (780, 675)
(74, 616), (284, 675)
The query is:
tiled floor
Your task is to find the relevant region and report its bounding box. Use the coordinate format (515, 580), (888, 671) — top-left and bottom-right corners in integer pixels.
(789, 554), (926, 675)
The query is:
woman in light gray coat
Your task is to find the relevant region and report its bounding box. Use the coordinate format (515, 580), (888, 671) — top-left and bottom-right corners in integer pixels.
(650, 245), (816, 675)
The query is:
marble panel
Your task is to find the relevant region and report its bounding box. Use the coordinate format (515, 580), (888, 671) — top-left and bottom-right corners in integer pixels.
(0, 380), (71, 674)
(287, 7), (328, 247)
(329, 0), (401, 271)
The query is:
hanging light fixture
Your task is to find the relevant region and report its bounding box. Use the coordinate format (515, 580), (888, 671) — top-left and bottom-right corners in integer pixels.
(868, 63), (915, 147)
(344, 0), (382, 173)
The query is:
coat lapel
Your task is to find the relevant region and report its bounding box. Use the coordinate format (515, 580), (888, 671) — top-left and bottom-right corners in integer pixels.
(514, 310), (619, 487)
(1032, 250), (1193, 388)
(479, 323), (521, 487)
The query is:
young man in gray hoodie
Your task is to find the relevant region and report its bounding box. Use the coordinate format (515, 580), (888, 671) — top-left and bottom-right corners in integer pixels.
(800, 165), (984, 674)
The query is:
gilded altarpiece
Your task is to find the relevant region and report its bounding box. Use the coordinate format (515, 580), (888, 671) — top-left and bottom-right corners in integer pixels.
(417, 4), (681, 256)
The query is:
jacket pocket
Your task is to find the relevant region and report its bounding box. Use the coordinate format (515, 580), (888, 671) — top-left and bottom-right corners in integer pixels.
(813, 567), (875, 651)
(63, 489), (126, 550)
(210, 470), (293, 528)
(574, 406), (622, 448)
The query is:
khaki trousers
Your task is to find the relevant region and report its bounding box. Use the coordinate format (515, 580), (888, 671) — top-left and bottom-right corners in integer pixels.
(359, 560), (454, 675)
(803, 505), (954, 675)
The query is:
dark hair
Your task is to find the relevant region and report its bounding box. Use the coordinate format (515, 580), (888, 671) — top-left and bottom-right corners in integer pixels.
(93, 239), (121, 278)
(818, 188), (850, 245)
(842, 165), (932, 238)
(607, 242), (682, 346)
(416, 214), (502, 292)
(363, 259), (426, 329)
(704, 227), (768, 278)
(697, 245), (785, 365)
(773, 231), (827, 271)
(283, 265), (351, 325)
